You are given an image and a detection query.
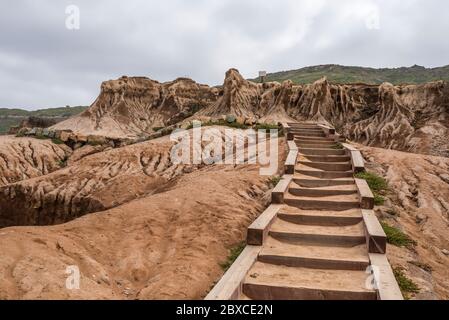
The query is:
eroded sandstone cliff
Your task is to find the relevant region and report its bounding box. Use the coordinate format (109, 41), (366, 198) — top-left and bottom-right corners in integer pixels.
(51, 69), (448, 157)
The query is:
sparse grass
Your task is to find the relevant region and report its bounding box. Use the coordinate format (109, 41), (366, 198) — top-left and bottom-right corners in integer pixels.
(34, 134), (47, 140)
(393, 267), (420, 299)
(220, 241), (246, 272)
(58, 156), (69, 168)
(269, 176), (282, 187)
(381, 222), (417, 248)
(355, 171), (388, 206)
(51, 138), (64, 145)
(374, 194), (386, 206)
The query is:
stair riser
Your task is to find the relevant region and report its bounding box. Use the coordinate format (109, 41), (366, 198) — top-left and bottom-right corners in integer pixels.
(258, 255), (369, 271)
(296, 170), (353, 179)
(289, 188), (358, 197)
(278, 213), (363, 227)
(291, 130), (324, 134)
(299, 149), (346, 156)
(294, 179), (355, 188)
(270, 232), (366, 247)
(295, 138), (335, 146)
(292, 133), (326, 137)
(299, 162), (353, 172)
(294, 137), (335, 142)
(285, 199), (360, 211)
(302, 156), (351, 163)
(296, 142), (337, 148)
(243, 284), (377, 300)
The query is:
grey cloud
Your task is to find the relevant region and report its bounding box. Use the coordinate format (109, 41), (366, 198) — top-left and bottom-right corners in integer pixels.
(0, 0), (448, 109)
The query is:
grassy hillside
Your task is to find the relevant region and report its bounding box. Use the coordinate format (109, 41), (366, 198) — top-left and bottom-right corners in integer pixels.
(0, 106), (87, 134)
(252, 64), (449, 85)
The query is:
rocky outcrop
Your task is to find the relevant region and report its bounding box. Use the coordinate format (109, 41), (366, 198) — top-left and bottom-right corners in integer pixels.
(50, 68), (449, 156)
(0, 136), (72, 186)
(0, 139), (181, 227)
(199, 68), (262, 119)
(51, 76), (218, 139)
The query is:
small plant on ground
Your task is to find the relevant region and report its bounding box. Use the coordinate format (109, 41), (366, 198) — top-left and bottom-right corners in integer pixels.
(381, 222), (417, 248)
(268, 176), (282, 188)
(58, 155), (69, 168)
(220, 241), (246, 272)
(51, 138), (64, 145)
(355, 171), (388, 206)
(393, 267), (420, 299)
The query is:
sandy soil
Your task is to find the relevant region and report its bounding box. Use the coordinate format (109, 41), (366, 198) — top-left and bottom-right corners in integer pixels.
(0, 131), (284, 299)
(360, 145), (449, 299)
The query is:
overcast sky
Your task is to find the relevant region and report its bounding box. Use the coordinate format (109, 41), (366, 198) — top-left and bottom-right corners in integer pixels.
(1, 0), (448, 110)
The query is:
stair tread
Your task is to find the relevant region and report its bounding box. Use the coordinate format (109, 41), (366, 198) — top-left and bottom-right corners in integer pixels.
(280, 206), (362, 217)
(290, 182), (357, 192)
(293, 175), (354, 182)
(296, 164), (353, 173)
(294, 136), (334, 141)
(245, 262), (375, 293)
(260, 237), (369, 263)
(285, 192), (360, 203)
(270, 219), (365, 237)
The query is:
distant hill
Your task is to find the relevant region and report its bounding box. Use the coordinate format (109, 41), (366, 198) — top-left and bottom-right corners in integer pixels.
(0, 106), (88, 134)
(252, 64), (449, 85)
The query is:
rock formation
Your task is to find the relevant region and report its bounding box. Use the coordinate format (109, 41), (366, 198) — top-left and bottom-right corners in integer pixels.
(50, 69), (449, 157)
(51, 76), (218, 139)
(0, 136), (72, 186)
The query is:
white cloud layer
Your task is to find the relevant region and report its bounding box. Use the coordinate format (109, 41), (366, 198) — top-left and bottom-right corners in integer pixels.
(0, 0), (448, 109)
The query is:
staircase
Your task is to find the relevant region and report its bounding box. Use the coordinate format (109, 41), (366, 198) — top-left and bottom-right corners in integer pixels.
(206, 122), (403, 301)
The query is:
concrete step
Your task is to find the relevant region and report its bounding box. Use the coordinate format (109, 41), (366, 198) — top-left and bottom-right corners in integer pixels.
(288, 183), (358, 197)
(291, 129), (324, 134)
(278, 207), (363, 226)
(269, 218), (366, 246)
(301, 155), (351, 163)
(284, 193), (360, 210)
(299, 148), (346, 156)
(296, 142), (337, 148)
(243, 262), (377, 300)
(294, 136), (335, 142)
(292, 132), (326, 137)
(298, 161), (353, 172)
(296, 169), (354, 179)
(293, 177), (355, 188)
(259, 237), (369, 270)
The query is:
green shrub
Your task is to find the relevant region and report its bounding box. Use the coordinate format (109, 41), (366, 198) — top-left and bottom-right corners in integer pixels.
(355, 171), (388, 206)
(381, 222), (416, 248)
(393, 267), (420, 299)
(374, 194), (386, 206)
(355, 171), (388, 193)
(269, 176), (282, 187)
(220, 242), (246, 272)
(51, 138), (64, 145)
